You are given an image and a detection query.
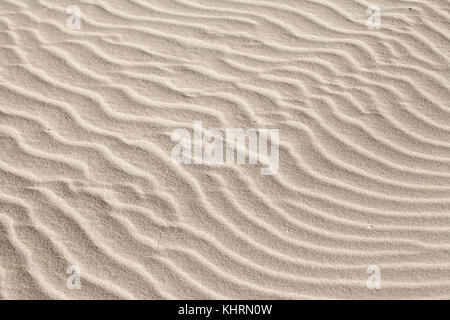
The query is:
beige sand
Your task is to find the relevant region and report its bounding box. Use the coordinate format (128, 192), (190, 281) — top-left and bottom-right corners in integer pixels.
(0, 0), (449, 300)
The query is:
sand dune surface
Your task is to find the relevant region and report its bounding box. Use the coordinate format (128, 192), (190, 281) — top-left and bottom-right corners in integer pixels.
(0, 0), (449, 299)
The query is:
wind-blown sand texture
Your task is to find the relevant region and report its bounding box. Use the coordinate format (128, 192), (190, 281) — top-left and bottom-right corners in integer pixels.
(0, 0), (449, 300)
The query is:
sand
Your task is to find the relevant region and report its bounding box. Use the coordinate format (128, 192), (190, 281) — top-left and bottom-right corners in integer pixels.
(0, 0), (449, 300)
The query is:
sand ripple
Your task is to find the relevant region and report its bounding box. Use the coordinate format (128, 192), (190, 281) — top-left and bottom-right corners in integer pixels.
(0, 0), (449, 299)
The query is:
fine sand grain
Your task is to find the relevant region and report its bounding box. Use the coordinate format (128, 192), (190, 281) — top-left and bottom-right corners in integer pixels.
(0, 0), (449, 299)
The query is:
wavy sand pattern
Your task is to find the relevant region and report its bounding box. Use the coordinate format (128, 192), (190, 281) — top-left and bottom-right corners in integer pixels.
(0, 0), (449, 300)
